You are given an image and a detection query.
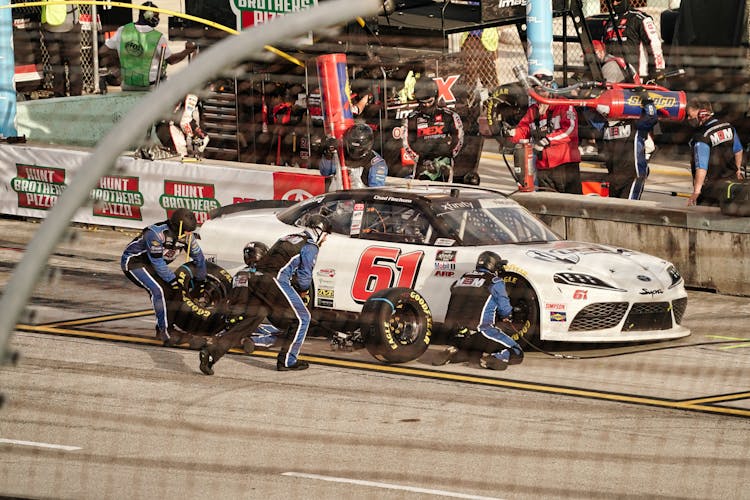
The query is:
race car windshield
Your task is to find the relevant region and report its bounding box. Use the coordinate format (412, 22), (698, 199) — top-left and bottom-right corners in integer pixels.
(438, 206), (559, 245)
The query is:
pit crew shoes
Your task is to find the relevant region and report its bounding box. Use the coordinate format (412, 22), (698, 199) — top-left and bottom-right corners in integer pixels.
(241, 337), (255, 355)
(432, 346), (459, 366)
(276, 359), (309, 371)
(199, 348), (215, 376)
(480, 354), (509, 371)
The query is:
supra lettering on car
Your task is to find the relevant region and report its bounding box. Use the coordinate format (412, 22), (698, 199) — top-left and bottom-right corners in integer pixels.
(352, 246), (424, 303)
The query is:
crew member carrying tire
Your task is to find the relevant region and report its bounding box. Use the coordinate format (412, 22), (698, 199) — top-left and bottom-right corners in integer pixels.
(121, 208), (206, 346)
(434, 251), (524, 371)
(198, 215), (332, 375)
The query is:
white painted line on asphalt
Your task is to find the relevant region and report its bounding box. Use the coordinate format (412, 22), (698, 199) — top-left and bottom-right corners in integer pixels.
(0, 438), (81, 451)
(282, 472), (504, 499)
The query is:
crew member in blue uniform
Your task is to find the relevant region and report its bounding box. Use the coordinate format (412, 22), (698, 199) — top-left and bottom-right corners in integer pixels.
(686, 100), (744, 207)
(199, 215), (332, 375)
(121, 208), (206, 346)
(319, 123), (388, 189)
(434, 251), (523, 371)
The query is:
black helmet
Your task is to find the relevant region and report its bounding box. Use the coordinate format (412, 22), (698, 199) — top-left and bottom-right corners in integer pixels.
(168, 208), (197, 235)
(413, 77), (439, 103)
(344, 123), (374, 160)
(139, 2), (160, 27)
(476, 251), (508, 276)
(243, 241), (269, 266)
(612, 0), (629, 15)
(305, 214), (332, 243)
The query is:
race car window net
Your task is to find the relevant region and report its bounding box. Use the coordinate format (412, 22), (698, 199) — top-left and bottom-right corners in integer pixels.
(438, 206), (558, 246)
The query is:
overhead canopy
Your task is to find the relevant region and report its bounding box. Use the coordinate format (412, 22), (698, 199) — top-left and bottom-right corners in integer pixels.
(673, 0), (747, 47)
(375, 0), (568, 38)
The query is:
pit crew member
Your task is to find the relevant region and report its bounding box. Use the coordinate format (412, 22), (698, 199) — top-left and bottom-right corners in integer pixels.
(403, 77), (464, 182)
(434, 251), (524, 371)
(319, 123), (388, 189)
(121, 208), (206, 346)
(602, 0), (665, 81)
(199, 215), (332, 375)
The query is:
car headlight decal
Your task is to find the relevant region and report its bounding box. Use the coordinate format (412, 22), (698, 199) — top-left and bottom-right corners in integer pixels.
(666, 265), (683, 289)
(553, 273), (625, 291)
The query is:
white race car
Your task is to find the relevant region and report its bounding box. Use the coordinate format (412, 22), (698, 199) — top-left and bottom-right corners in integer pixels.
(196, 185), (690, 363)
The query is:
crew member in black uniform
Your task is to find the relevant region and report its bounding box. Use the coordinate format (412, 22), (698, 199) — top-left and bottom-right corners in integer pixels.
(433, 251), (523, 371)
(602, 0), (665, 82)
(591, 97), (658, 199)
(121, 208), (206, 346)
(199, 215), (332, 375)
(403, 77), (464, 182)
(686, 100), (744, 207)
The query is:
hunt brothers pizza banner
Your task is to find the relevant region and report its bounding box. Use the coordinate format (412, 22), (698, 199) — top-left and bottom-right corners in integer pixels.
(0, 144), (328, 229)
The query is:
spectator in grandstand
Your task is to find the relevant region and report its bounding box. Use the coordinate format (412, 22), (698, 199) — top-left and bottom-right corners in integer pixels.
(100, 2), (196, 91)
(41, 1), (82, 97)
(319, 123), (388, 189)
(602, 0), (665, 82)
(510, 74), (583, 194)
(686, 100), (744, 207)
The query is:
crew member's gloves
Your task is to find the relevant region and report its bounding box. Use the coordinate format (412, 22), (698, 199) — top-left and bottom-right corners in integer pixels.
(533, 137), (550, 153)
(300, 291), (311, 306)
(322, 136), (338, 159)
(501, 122), (515, 138)
(642, 99), (657, 117)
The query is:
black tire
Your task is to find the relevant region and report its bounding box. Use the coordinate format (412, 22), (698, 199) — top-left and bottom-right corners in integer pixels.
(171, 262), (233, 335)
(176, 261), (233, 307)
(360, 287), (432, 364)
(504, 274), (540, 346)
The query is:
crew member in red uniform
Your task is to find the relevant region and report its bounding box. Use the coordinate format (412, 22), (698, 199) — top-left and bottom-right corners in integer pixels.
(511, 74), (582, 194)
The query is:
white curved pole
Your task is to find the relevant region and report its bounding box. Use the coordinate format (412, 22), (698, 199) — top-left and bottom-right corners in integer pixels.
(0, 0), (381, 363)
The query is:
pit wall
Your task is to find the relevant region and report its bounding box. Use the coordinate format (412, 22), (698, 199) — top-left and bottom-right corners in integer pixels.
(511, 192), (750, 297)
(1, 140), (747, 297)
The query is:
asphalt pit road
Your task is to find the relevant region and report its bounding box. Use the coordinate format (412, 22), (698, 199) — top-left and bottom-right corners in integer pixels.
(398, 418), (420, 423)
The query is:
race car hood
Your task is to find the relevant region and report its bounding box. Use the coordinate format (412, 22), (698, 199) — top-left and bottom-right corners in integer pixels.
(513, 240), (680, 292)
